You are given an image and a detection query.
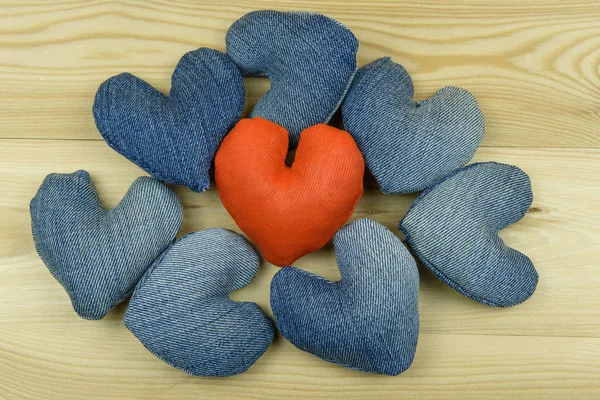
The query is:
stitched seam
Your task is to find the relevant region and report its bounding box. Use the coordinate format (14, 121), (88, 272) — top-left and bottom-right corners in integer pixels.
(325, 65), (358, 123)
(99, 121), (204, 189)
(398, 165), (532, 308)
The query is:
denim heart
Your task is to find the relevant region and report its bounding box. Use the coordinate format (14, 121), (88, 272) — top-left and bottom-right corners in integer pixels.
(270, 218), (419, 375)
(30, 170), (183, 320)
(226, 10), (358, 147)
(93, 48), (245, 192)
(215, 117), (364, 267)
(399, 162), (538, 307)
(342, 57), (485, 194)
(125, 229), (274, 376)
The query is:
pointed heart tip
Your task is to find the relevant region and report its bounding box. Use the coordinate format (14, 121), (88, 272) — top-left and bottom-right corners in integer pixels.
(270, 219), (419, 375)
(31, 172), (182, 321)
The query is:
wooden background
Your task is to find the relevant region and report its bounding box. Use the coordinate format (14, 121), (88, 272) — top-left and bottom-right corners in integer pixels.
(1, 1), (599, 399)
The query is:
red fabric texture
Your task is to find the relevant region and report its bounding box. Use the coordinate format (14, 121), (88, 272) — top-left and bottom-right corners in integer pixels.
(215, 117), (365, 267)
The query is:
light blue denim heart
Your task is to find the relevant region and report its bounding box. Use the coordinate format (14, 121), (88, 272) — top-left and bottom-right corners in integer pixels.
(342, 57), (485, 194)
(226, 10), (358, 147)
(125, 229), (274, 377)
(30, 170), (183, 320)
(270, 218), (419, 376)
(93, 48), (245, 192)
(399, 162), (538, 307)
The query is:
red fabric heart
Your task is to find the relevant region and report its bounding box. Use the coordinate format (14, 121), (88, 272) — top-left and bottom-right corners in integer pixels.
(215, 117), (364, 267)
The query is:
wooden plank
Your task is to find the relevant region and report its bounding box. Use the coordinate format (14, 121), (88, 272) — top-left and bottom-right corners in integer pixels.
(0, 140), (598, 339)
(0, 324), (598, 399)
(2, 2), (600, 397)
(1, 0), (600, 147)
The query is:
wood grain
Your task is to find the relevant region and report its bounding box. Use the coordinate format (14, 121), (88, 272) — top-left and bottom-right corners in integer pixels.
(1, 326), (598, 400)
(1, 1), (600, 399)
(2, 0), (600, 146)
(0, 140), (599, 398)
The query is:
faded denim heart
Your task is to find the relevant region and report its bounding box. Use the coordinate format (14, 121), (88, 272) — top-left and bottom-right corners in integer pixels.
(30, 170), (183, 320)
(125, 229), (274, 377)
(342, 57), (485, 194)
(399, 162), (538, 307)
(227, 10), (358, 147)
(271, 218), (419, 376)
(93, 48), (245, 192)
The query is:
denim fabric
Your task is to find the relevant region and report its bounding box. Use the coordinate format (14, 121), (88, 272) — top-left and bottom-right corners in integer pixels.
(124, 229), (274, 377)
(30, 170), (183, 320)
(226, 10), (358, 147)
(342, 57), (485, 194)
(93, 48), (245, 192)
(270, 218), (419, 376)
(399, 162), (538, 307)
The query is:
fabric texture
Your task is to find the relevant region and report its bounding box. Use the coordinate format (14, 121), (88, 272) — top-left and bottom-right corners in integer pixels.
(124, 229), (274, 377)
(92, 48), (245, 192)
(226, 10), (358, 148)
(270, 218), (419, 376)
(30, 170), (183, 320)
(399, 162), (538, 307)
(215, 117), (365, 267)
(342, 57), (485, 194)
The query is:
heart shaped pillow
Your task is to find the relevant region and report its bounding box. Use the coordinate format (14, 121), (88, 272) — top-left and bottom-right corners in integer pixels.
(215, 117), (364, 267)
(125, 229), (274, 377)
(342, 57), (485, 194)
(399, 162), (538, 307)
(226, 10), (358, 147)
(93, 48), (245, 192)
(30, 170), (183, 320)
(271, 218), (420, 375)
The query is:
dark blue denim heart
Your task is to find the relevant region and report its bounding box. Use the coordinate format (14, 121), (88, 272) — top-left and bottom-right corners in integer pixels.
(93, 48), (244, 192)
(125, 229), (274, 377)
(342, 57), (485, 194)
(226, 10), (358, 147)
(30, 170), (183, 320)
(399, 162), (538, 307)
(270, 219), (419, 376)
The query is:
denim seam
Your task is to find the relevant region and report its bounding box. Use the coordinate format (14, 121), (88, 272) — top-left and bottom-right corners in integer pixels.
(319, 11), (358, 124)
(30, 208), (77, 309)
(127, 239), (175, 303)
(399, 224), (510, 308)
(325, 65), (358, 123)
(288, 11), (356, 33)
(343, 288), (399, 374)
(342, 57), (485, 195)
(95, 97), (210, 191)
(271, 220), (418, 376)
(398, 162), (533, 308)
(334, 250), (400, 374)
(125, 302), (254, 376)
(270, 274), (376, 374)
(95, 53), (246, 192)
(31, 185), (113, 321)
(31, 212), (133, 320)
(125, 229), (272, 377)
(31, 173), (182, 320)
(402, 162), (502, 216)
